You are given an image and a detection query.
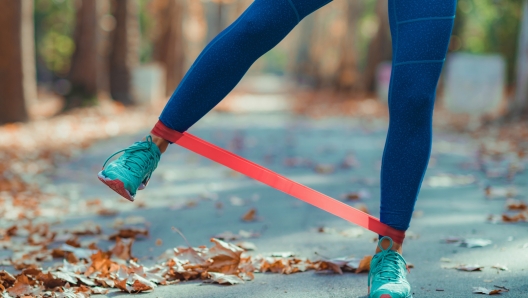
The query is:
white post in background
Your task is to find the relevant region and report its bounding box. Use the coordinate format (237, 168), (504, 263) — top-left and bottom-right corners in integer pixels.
(443, 53), (506, 130)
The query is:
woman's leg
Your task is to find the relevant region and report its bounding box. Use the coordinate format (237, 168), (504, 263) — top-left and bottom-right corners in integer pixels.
(155, 0), (333, 134)
(369, 1), (457, 296)
(378, 0), (457, 245)
(100, 0), (333, 201)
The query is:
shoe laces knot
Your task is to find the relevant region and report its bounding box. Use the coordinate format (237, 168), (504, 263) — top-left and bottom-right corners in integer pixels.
(102, 136), (160, 179)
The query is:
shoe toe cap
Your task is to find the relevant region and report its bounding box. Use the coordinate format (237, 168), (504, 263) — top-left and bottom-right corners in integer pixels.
(370, 282), (410, 298)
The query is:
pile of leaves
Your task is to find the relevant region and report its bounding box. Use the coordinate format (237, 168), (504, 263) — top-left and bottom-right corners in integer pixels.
(0, 236), (373, 297)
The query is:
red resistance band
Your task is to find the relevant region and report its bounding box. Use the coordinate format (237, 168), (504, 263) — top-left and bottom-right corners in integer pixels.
(152, 120), (405, 244)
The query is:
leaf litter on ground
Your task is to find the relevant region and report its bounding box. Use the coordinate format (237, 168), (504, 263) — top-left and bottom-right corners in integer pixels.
(472, 286), (509, 295)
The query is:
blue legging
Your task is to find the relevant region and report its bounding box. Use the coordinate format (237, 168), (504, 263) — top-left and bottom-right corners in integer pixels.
(159, 0), (457, 238)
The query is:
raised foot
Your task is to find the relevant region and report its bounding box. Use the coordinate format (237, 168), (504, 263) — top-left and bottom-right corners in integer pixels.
(97, 171), (135, 202)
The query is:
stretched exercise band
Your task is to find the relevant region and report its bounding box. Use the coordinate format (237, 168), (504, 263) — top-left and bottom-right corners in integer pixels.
(152, 120), (405, 243)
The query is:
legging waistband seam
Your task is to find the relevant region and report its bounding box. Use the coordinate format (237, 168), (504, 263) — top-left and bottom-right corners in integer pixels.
(286, 0), (301, 23)
(397, 16), (455, 25)
(395, 59), (446, 66)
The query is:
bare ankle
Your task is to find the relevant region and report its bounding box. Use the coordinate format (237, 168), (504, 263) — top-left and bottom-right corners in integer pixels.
(375, 238), (403, 254)
(148, 134), (169, 153)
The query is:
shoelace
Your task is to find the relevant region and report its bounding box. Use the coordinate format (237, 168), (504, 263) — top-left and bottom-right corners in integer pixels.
(369, 250), (407, 288)
(102, 136), (160, 179)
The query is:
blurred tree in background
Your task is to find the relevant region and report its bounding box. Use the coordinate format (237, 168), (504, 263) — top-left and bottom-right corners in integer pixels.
(453, 0), (523, 85)
(150, 0), (185, 96)
(0, 0), (36, 124)
(0, 0), (527, 124)
(65, 0), (109, 109)
(109, 0), (140, 105)
(364, 0), (391, 93)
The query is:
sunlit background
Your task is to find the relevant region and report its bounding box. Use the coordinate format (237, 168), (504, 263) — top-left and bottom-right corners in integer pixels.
(0, 1), (528, 296)
(0, 0), (527, 123)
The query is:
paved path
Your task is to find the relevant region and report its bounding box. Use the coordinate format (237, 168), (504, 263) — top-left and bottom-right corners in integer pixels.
(52, 111), (528, 298)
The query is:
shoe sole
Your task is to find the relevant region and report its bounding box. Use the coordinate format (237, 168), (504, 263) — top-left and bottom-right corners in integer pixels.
(369, 288), (413, 298)
(97, 171), (135, 202)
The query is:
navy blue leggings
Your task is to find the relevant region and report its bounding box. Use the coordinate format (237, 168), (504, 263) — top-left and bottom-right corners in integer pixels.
(158, 0), (457, 239)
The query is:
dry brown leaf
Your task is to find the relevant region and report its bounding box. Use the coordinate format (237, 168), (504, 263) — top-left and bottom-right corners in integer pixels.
(0, 271), (16, 290)
(7, 275), (34, 297)
(355, 256), (372, 273)
(174, 247), (208, 266)
(36, 272), (66, 288)
(473, 286), (508, 295)
(97, 208), (119, 217)
(109, 227), (149, 240)
(355, 203), (370, 214)
(316, 260), (343, 274)
(208, 272), (244, 285)
(235, 241), (257, 251)
(206, 238), (244, 275)
(344, 192), (361, 200)
(502, 212), (526, 222)
(69, 222), (102, 236)
(491, 264), (508, 271)
(456, 264), (483, 271)
(111, 237), (134, 260)
(505, 199), (527, 210)
(241, 208), (257, 222)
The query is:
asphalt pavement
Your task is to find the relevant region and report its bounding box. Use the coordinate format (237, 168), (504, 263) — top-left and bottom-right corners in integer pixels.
(51, 111), (528, 298)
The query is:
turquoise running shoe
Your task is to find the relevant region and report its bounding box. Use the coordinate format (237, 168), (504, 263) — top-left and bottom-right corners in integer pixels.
(97, 136), (161, 201)
(368, 236), (412, 298)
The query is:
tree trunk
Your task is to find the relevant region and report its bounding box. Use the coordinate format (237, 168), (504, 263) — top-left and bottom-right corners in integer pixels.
(152, 0), (185, 96)
(364, 0), (391, 93)
(292, 13), (319, 87)
(333, 1), (364, 95)
(0, 0), (36, 124)
(513, 0), (528, 116)
(66, 0), (105, 109)
(109, 0), (139, 105)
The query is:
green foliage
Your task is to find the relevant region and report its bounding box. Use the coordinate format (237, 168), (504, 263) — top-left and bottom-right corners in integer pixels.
(138, 0), (154, 63)
(456, 0), (523, 84)
(34, 0), (75, 75)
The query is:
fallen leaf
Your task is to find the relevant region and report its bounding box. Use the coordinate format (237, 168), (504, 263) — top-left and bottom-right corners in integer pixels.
(207, 272), (244, 285)
(354, 203), (369, 214)
(69, 222), (102, 236)
(109, 227), (149, 240)
(491, 264), (508, 271)
(111, 237), (134, 260)
(472, 286), (508, 295)
(235, 241), (257, 251)
(502, 212), (526, 223)
(206, 238), (245, 275)
(97, 208), (119, 217)
(461, 239), (492, 248)
(270, 252), (295, 258)
(7, 275), (34, 297)
(505, 199), (527, 210)
(456, 264), (484, 271)
(241, 208), (257, 222)
(355, 256), (372, 273)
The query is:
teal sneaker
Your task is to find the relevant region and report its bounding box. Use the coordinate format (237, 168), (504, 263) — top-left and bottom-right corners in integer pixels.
(97, 136), (161, 201)
(368, 236), (412, 298)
